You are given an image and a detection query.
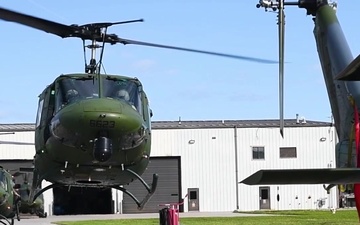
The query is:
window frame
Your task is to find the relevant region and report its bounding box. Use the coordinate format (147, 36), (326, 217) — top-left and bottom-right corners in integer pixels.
(252, 146), (265, 160)
(279, 147), (297, 158)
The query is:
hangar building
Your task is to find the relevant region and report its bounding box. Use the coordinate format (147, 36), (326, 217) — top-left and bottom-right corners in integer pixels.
(0, 119), (337, 215)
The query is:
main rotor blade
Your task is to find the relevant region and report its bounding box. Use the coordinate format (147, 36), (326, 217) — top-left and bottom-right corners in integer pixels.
(0, 132), (14, 135)
(0, 7), (77, 38)
(241, 168), (360, 185)
(116, 38), (278, 64)
(0, 141), (34, 145)
(278, 0), (285, 137)
(0, 7), (278, 64)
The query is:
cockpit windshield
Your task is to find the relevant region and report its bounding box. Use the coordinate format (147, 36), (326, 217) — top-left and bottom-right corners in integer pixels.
(55, 75), (142, 114)
(103, 77), (142, 113)
(55, 77), (98, 110)
(0, 172), (7, 191)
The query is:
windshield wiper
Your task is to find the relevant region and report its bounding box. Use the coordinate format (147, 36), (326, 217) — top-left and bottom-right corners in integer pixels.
(73, 75), (95, 81)
(105, 76), (127, 81)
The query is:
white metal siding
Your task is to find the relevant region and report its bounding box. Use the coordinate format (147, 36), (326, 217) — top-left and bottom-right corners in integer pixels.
(42, 180), (54, 216)
(151, 128), (237, 212)
(237, 126), (337, 211)
(152, 126), (337, 212)
(0, 131), (35, 159)
(113, 189), (123, 214)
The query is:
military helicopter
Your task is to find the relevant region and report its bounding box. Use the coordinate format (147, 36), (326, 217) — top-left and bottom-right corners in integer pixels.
(0, 167), (21, 225)
(12, 172), (46, 218)
(242, 0), (360, 220)
(0, 134), (45, 219)
(0, 6), (276, 210)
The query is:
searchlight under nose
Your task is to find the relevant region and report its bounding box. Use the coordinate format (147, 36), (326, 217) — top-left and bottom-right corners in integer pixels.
(93, 137), (113, 162)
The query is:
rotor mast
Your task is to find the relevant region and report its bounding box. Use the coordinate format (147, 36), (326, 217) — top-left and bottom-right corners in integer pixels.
(83, 20), (144, 74)
(85, 39), (101, 74)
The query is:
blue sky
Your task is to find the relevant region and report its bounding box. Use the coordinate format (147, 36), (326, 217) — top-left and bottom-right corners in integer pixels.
(0, 0), (359, 123)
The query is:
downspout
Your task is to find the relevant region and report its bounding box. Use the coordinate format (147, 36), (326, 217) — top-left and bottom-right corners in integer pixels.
(234, 125), (239, 210)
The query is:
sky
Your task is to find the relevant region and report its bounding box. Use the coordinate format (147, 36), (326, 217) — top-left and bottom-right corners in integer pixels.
(0, 0), (360, 124)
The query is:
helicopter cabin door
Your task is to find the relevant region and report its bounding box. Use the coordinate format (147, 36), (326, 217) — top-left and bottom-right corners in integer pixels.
(35, 84), (55, 150)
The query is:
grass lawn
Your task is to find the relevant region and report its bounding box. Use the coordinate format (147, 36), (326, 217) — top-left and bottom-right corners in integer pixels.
(54, 210), (360, 225)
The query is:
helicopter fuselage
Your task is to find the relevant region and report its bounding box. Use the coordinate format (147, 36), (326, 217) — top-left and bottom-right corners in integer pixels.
(14, 183), (46, 218)
(0, 188), (15, 218)
(0, 169), (20, 221)
(34, 73), (152, 187)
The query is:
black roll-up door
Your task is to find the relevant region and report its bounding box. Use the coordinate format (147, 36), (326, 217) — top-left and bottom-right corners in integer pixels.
(122, 156), (181, 213)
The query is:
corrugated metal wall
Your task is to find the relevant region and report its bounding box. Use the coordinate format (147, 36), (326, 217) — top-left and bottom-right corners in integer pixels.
(42, 180), (53, 216)
(0, 131), (35, 159)
(237, 126), (337, 211)
(151, 128), (237, 212)
(152, 125), (337, 212)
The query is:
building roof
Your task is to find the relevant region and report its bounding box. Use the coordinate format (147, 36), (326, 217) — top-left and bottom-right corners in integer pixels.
(152, 119), (332, 129)
(0, 123), (35, 132)
(0, 119), (332, 132)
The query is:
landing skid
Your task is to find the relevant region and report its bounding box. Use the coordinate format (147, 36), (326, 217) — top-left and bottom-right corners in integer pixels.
(32, 183), (61, 202)
(36, 211), (47, 218)
(0, 213), (17, 225)
(113, 169), (159, 210)
(30, 169), (159, 211)
(1, 198), (22, 225)
(14, 199), (20, 222)
(0, 218), (13, 225)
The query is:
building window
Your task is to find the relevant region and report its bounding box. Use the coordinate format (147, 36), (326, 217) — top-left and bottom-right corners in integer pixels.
(252, 146), (265, 160)
(280, 147), (297, 158)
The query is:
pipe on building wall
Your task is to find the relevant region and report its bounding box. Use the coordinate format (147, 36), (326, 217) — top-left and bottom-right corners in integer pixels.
(234, 125), (239, 210)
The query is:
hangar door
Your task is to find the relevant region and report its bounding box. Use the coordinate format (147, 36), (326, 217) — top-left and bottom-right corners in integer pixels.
(122, 156), (181, 213)
(0, 160), (33, 184)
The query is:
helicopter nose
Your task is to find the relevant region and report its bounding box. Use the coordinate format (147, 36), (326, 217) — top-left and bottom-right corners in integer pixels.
(51, 98), (144, 154)
(56, 98), (143, 131)
(82, 99), (143, 133)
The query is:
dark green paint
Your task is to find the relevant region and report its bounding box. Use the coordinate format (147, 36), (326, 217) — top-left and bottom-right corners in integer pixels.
(16, 182), (46, 218)
(313, 2), (355, 142)
(33, 72), (152, 193)
(316, 5), (339, 27)
(0, 168), (22, 223)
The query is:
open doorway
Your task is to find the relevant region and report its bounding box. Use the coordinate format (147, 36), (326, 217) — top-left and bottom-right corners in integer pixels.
(53, 186), (113, 215)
